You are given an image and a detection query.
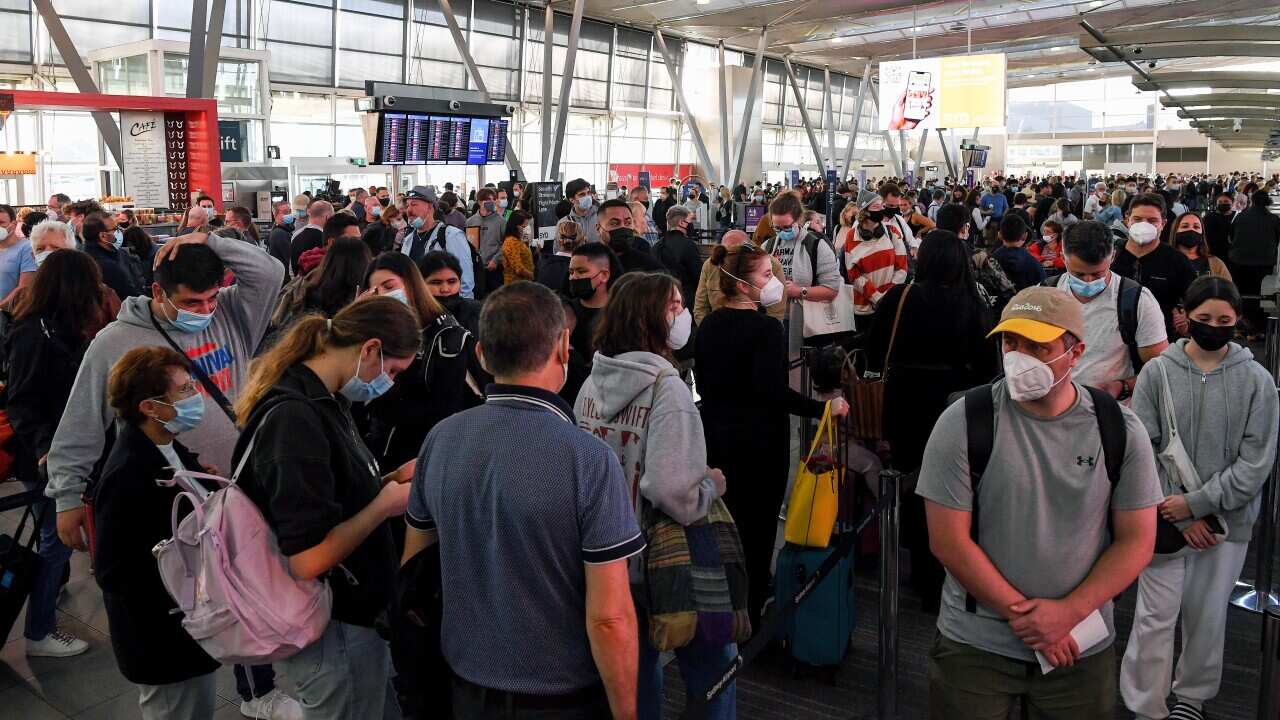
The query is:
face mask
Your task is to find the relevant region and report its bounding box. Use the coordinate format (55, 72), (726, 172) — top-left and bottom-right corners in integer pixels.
(867, 209), (885, 223)
(1175, 230), (1202, 249)
(380, 197), (390, 207)
(388, 219), (406, 231)
(758, 276), (785, 308)
(1066, 272), (1107, 299)
(370, 206), (381, 218)
(112, 229), (124, 249)
(667, 308), (692, 350)
(0, 227), (8, 243)
(498, 199), (508, 210)
(339, 347), (394, 404)
(858, 225), (885, 241)
(283, 214), (295, 225)
(513, 190), (521, 198)
(1128, 221), (1159, 245)
(294, 210), (307, 221)
(1217, 204), (1232, 213)
(1126, 186), (1136, 194)
(410, 216), (425, 231)
(437, 293), (463, 312)
(576, 195), (593, 211)
(34, 250), (53, 267)
(754, 196), (765, 203)
(385, 287), (409, 305)
(882, 206), (899, 218)
(1188, 319), (1234, 352)
(607, 227), (637, 248)
(154, 393), (206, 434)
(567, 275), (598, 299)
(483, 201), (496, 214)
(775, 226), (797, 243)
(165, 296), (214, 333)
(1003, 348), (1072, 402)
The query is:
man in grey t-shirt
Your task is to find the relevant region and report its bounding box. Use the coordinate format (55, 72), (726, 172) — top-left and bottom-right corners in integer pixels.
(917, 286), (1161, 719)
(466, 187), (506, 296)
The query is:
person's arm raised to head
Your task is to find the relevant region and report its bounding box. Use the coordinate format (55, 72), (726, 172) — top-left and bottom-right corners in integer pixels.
(584, 559), (639, 720)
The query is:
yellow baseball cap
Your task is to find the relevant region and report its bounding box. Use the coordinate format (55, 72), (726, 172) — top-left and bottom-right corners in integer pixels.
(987, 286), (1085, 343)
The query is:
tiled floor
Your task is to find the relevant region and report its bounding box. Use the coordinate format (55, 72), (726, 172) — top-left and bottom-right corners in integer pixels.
(1, 478), (1271, 720)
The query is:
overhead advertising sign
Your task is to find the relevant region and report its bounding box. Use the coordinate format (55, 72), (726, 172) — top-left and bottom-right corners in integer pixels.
(878, 53), (1007, 131)
(120, 111), (170, 208)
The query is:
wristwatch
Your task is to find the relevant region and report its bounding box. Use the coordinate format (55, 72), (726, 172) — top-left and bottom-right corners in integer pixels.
(800, 287), (809, 299)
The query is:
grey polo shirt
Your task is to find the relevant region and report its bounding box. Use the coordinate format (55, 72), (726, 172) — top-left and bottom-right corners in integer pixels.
(407, 384), (644, 694)
(466, 210), (506, 264)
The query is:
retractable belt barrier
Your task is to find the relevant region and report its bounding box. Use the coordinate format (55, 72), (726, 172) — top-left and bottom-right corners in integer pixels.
(1232, 316), (1280, 615)
(685, 469), (902, 720)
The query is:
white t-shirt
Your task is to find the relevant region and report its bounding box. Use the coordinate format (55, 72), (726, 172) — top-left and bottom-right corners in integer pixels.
(1054, 273), (1166, 387)
(156, 442), (184, 471)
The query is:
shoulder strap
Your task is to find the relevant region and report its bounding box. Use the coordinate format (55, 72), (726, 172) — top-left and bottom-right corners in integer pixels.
(882, 283), (912, 376)
(148, 306), (237, 424)
(1115, 276), (1143, 374)
(804, 232), (821, 285)
(1085, 385), (1126, 491)
(962, 384), (995, 613)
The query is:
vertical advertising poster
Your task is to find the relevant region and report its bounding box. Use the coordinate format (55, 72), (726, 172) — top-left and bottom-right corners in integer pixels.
(878, 54), (1006, 131)
(164, 113), (192, 210)
(120, 111), (169, 208)
(789, 169), (800, 187)
(638, 170), (650, 189)
(824, 169), (837, 234)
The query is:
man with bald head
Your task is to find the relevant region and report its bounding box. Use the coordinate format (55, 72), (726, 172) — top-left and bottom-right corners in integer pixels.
(290, 200), (333, 275)
(692, 228), (787, 324)
(176, 206), (209, 237)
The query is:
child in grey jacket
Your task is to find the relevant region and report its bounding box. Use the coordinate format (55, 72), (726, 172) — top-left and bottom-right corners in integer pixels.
(1121, 277), (1279, 720)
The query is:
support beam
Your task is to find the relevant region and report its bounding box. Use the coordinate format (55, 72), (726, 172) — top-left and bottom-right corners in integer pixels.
(912, 130), (928, 185)
(438, 0), (526, 179)
(782, 56), (827, 174)
(822, 65), (837, 178)
(549, 0), (585, 182)
(937, 129), (956, 180)
(541, 2), (553, 174)
(840, 59), (871, 179)
(949, 127), (960, 178)
(654, 28), (718, 186)
(899, 131), (907, 179)
(717, 41), (731, 188)
(200, 0), (228, 98)
(186, 0), (208, 98)
(730, 28), (768, 190)
(31, 0), (122, 166)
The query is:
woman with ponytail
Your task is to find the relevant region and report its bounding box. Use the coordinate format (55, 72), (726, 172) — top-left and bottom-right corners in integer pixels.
(231, 295), (422, 719)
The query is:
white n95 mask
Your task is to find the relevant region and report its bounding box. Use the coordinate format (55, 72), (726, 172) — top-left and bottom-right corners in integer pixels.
(1003, 349), (1071, 402)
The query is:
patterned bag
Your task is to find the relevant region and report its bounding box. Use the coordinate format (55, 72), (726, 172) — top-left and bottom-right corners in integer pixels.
(643, 497), (751, 651)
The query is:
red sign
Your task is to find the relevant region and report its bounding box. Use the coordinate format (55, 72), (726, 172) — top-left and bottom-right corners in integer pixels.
(608, 164), (697, 189)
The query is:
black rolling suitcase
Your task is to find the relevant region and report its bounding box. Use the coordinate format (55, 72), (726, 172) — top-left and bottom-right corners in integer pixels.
(0, 489), (48, 642)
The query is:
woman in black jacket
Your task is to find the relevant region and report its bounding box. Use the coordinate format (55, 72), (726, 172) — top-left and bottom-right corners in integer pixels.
(231, 296), (421, 718)
(695, 242), (848, 622)
(865, 229), (998, 612)
(92, 346), (218, 717)
(362, 252), (489, 469)
(5, 249), (106, 658)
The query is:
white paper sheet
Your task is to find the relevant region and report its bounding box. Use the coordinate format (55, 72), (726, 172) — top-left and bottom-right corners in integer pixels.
(1034, 609), (1108, 674)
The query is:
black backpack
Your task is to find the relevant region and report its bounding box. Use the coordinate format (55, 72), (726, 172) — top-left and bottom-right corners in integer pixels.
(1042, 275), (1144, 374)
(960, 383), (1126, 613)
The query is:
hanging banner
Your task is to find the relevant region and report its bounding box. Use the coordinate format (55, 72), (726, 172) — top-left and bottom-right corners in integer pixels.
(120, 111), (170, 208)
(165, 113), (192, 210)
(878, 54), (1007, 131)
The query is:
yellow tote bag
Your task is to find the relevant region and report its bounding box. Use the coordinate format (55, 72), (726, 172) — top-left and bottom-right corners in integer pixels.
(784, 403), (843, 547)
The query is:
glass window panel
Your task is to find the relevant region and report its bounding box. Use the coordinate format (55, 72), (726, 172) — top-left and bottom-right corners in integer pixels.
(647, 117), (676, 138)
(346, 0), (404, 16)
(575, 51), (609, 82)
(473, 0), (515, 35)
(614, 116), (643, 137)
(53, 0), (148, 23)
(764, 82), (781, 104)
(524, 40), (544, 74)
(646, 139), (676, 163)
(0, 10), (30, 63)
(1083, 144), (1107, 170)
(615, 56), (647, 86)
(476, 67), (516, 100)
(523, 71), (543, 102)
(266, 2), (334, 44)
(609, 136), (643, 162)
(265, 42), (333, 85)
(271, 91), (332, 122)
(648, 88), (672, 111)
(98, 54), (150, 96)
(1008, 102), (1054, 133)
(1108, 144), (1133, 163)
(52, 19), (148, 62)
(335, 125), (366, 157)
(414, 0), (467, 26)
(414, 24), (463, 62)
(577, 19), (612, 53)
(339, 50), (401, 88)
(271, 121), (334, 161)
(650, 58), (672, 89)
(1133, 143), (1156, 164)
(1055, 80), (1100, 102)
(472, 34), (518, 68)
(341, 13), (402, 53)
(1010, 85), (1054, 103)
(614, 83), (645, 108)
(571, 79), (607, 108)
(42, 112), (99, 163)
(763, 101), (782, 126)
(617, 28), (650, 57)
(411, 59), (466, 88)
(1062, 145), (1084, 162)
(1155, 147), (1181, 163)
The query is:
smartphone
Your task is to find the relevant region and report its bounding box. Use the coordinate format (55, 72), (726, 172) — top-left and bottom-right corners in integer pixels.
(904, 71), (932, 123)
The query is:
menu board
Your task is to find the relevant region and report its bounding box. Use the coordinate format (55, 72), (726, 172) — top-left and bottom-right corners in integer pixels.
(120, 111), (171, 208)
(374, 112), (509, 166)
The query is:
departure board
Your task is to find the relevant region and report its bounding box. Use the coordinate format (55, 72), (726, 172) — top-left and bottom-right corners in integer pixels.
(375, 112), (508, 165)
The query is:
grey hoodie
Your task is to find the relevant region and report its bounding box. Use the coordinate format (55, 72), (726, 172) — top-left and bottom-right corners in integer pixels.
(47, 233), (285, 511)
(574, 351), (717, 530)
(1131, 339), (1279, 541)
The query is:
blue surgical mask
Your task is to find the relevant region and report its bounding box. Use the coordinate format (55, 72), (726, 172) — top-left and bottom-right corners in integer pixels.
(410, 216), (425, 231)
(385, 287), (409, 305)
(283, 214), (295, 225)
(294, 210), (307, 221)
(775, 226), (797, 243)
(339, 347), (394, 404)
(498, 199), (508, 209)
(154, 393), (206, 434)
(370, 206), (381, 218)
(165, 296), (215, 333)
(1066, 272), (1107, 299)
(112, 229), (124, 249)
(576, 195), (592, 211)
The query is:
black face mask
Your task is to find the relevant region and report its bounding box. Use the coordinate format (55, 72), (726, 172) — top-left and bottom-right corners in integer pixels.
(1188, 319), (1234, 352)
(606, 227), (636, 251)
(380, 197), (390, 207)
(436, 293), (463, 312)
(1175, 230), (1203, 249)
(882, 206), (899, 218)
(857, 224), (885, 241)
(1217, 204), (1232, 213)
(567, 276), (597, 300)
(867, 209), (885, 223)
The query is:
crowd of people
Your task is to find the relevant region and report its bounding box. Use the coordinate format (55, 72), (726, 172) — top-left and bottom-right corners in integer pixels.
(0, 165), (1277, 720)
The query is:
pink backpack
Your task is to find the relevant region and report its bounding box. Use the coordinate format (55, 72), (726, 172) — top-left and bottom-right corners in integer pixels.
(152, 426), (332, 665)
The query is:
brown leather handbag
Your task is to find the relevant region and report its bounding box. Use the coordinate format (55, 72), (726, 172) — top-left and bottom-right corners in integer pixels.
(843, 283), (911, 441)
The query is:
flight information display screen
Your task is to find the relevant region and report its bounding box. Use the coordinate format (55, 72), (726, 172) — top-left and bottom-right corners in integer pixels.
(374, 112), (508, 166)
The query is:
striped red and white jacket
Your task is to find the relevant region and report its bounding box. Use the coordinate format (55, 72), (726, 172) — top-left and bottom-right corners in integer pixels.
(839, 225), (908, 315)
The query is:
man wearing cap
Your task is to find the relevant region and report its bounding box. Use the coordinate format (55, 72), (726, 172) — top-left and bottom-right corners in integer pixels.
(565, 178), (601, 245)
(401, 185), (475, 298)
(917, 285), (1160, 719)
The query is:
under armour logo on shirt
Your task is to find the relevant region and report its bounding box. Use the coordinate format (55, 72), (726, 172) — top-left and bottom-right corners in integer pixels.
(1076, 456), (1096, 467)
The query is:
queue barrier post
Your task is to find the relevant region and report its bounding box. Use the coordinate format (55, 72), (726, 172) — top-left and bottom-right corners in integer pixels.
(1232, 316), (1280, 614)
(1261, 607), (1280, 720)
(878, 469), (901, 720)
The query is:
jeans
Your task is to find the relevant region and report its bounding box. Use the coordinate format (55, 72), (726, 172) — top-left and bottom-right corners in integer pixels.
(277, 620), (391, 720)
(20, 481), (70, 641)
(637, 614), (737, 720)
(234, 663), (277, 701)
(138, 672), (218, 720)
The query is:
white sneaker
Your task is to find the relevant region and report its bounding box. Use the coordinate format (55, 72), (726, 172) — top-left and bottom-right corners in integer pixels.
(25, 628), (89, 658)
(240, 688), (303, 720)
